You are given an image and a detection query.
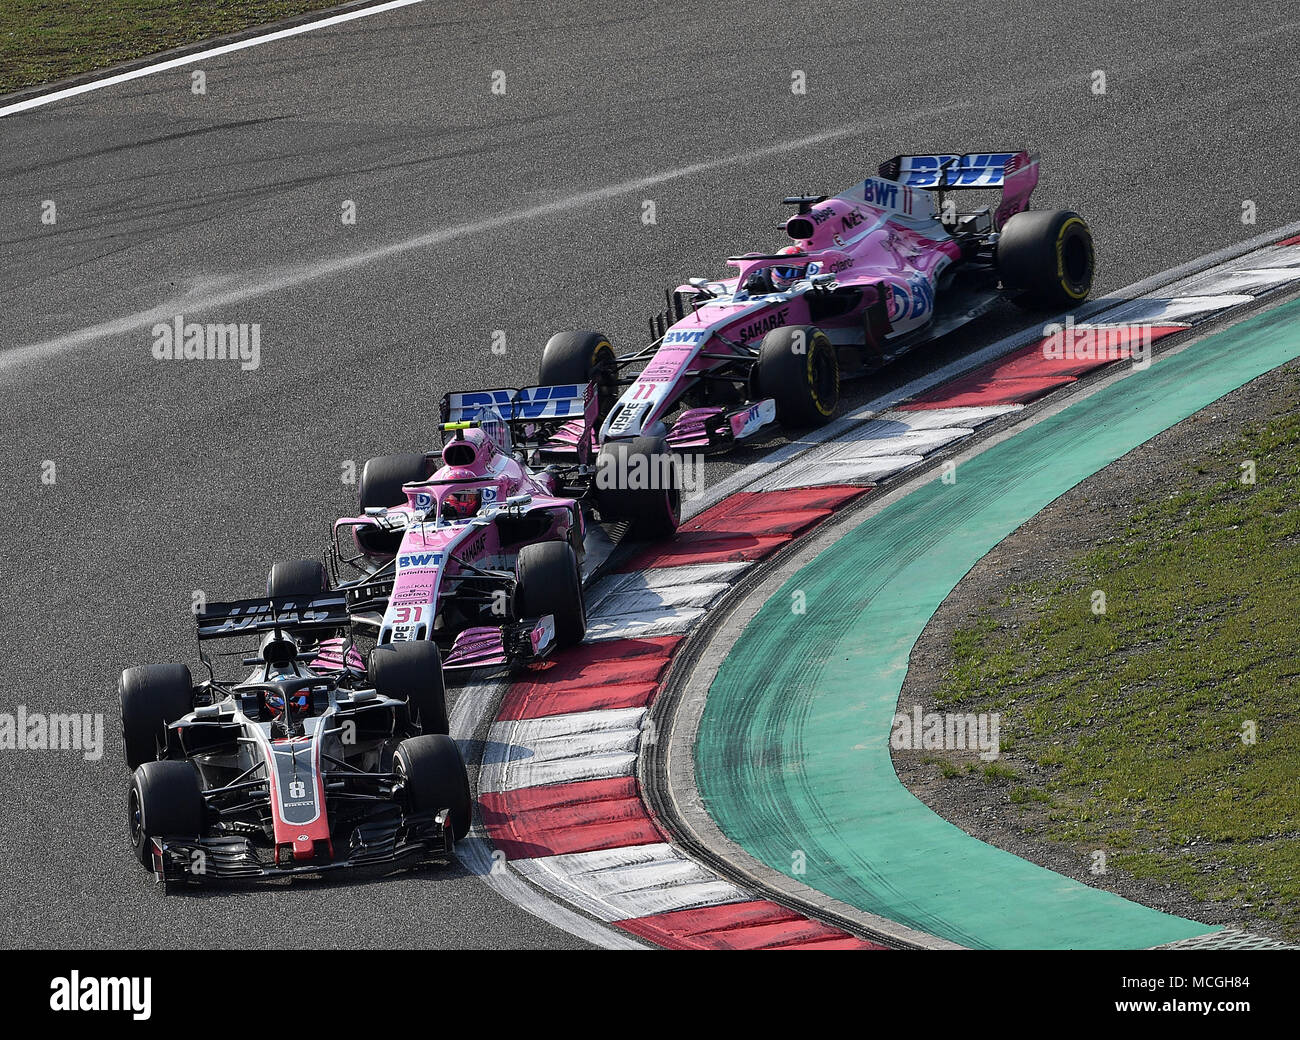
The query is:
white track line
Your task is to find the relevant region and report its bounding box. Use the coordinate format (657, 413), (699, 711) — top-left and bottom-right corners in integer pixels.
(0, 0), (428, 119)
(1, 124), (867, 373)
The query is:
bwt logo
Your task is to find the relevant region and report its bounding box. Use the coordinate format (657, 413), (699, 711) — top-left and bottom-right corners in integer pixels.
(903, 153), (1015, 188)
(457, 385), (580, 419)
(663, 330), (705, 345)
(397, 553), (441, 569)
(861, 179), (899, 209)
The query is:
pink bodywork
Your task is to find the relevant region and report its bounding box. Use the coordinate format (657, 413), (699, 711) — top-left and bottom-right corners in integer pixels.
(334, 427), (581, 649)
(601, 152), (1040, 441)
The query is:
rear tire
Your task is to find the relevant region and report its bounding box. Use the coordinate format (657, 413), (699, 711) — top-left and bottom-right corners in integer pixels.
(539, 330), (618, 425)
(129, 760), (205, 868)
(356, 453), (430, 555)
(120, 664), (193, 771)
(515, 541), (587, 648)
(594, 435), (681, 539)
(997, 209), (1094, 308)
(755, 324), (839, 427)
(266, 559), (328, 599)
(369, 641), (449, 735)
(395, 734), (472, 841)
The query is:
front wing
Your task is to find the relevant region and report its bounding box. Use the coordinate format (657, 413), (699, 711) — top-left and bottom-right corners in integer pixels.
(148, 810), (453, 885)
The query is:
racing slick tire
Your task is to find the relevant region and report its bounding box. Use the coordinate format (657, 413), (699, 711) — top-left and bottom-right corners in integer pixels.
(356, 452), (430, 555)
(120, 664), (194, 771)
(129, 760), (205, 867)
(997, 209), (1094, 309)
(538, 330), (619, 423)
(755, 324), (839, 428)
(369, 641), (450, 735)
(593, 434), (681, 539)
(266, 559), (328, 599)
(395, 734), (472, 842)
(515, 541), (587, 648)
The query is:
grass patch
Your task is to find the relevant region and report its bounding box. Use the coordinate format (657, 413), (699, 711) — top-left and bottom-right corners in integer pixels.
(0, 0), (348, 94)
(935, 385), (1300, 936)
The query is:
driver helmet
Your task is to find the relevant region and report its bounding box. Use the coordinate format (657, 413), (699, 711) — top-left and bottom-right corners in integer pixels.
(441, 488), (482, 521)
(265, 686), (311, 718)
(770, 245), (807, 291)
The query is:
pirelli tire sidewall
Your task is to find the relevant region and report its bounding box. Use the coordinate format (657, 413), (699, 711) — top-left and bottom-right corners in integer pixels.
(756, 324), (839, 428)
(594, 434), (681, 539)
(129, 760), (205, 867)
(538, 330), (619, 422)
(119, 663), (194, 771)
(369, 641), (450, 736)
(997, 209), (1095, 308)
(356, 452), (431, 556)
(394, 734), (472, 842)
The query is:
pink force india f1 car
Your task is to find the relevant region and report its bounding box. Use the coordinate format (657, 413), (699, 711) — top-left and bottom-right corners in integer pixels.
(119, 568), (472, 883)
(533, 150), (1095, 454)
(329, 388), (678, 666)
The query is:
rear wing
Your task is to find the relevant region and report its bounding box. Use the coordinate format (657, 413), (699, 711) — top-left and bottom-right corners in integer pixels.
(441, 381), (598, 463)
(196, 594), (350, 640)
(878, 150), (1039, 229)
(879, 152), (1022, 188)
(442, 383), (592, 424)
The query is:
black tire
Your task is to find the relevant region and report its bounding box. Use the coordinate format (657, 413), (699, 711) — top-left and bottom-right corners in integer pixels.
(369, 641), (449, 735)
(539, 330), (619, 424)
(594, 434), (681, 538)
(755, 324), (839, 428)
(356, 453), (430, 555)
(119, 664), (193, 771)
(129, 760), (205, 868)
(515, 541), (587, 648)
(997, 209), (1094, 309)
(266, 559), (328, 599)
(395, 734), (472, 842)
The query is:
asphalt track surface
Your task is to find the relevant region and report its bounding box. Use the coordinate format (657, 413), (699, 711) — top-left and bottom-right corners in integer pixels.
(0, 0), (1297, 948)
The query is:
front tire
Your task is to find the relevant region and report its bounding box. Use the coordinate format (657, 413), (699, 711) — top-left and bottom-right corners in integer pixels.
(266, 559), (328, 599)
(120, 664), (193, 770)
(369, 641), (449, 735)
(515, 541), (587, 647)
(538, 330), (619, 425)
(755, 324), (839, 427)
(356, 453), (430, 555)
(395, 735), (472, 842)
(997, 209), (1094, 308)
(594, 434), (681, 539)
(129, 760), (205, 868)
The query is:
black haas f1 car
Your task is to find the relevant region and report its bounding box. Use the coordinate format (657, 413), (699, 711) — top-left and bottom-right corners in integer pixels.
(119, 564), (470, 884)
(332, 386), (679, 658)
(535, 150), (1095, 454)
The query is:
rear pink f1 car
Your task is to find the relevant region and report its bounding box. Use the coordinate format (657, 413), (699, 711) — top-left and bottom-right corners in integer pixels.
(536, 150), (1095, 454)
